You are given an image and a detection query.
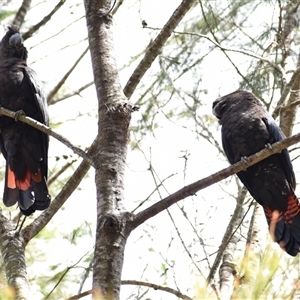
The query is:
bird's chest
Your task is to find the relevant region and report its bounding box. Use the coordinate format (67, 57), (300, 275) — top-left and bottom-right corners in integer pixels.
(0, 68), (39, 123)
(0, 68), (25, 108)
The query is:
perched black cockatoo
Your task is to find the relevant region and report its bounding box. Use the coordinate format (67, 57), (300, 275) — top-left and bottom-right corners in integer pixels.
(213, 90), (300, 256)
(0, 26), (50, 216)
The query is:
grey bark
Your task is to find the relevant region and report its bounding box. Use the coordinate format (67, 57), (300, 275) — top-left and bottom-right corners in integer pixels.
(84, 0), (199, 298)
(0, 0), (198, 298)
(278, 1), (300, 137)
(280, 52), (300, 137)
(0, 214), (32, 299)
(84, 0), (135, 298)
(280, 0), (300, 136)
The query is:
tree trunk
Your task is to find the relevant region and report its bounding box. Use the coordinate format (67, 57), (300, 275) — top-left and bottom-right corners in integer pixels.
(279, 1), (300, 137)
(280, 52), (300, 137)
(84, 1), (136, 298)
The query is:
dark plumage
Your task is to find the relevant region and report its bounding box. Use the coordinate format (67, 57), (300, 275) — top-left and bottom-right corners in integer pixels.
(212, 90), (300, 256)
(0, 26), (50, 216)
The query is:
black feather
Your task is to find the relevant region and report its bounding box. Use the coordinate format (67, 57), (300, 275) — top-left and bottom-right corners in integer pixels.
(0, 26), (50, 215)
(213, 90), (300, 256)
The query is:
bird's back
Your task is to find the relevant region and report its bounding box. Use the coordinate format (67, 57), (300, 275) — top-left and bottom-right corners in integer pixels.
(213, 90), (300, 256)
(0, 26), (50, 216)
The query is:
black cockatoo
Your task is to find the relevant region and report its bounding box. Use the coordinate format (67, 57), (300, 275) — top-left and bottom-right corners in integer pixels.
(212, 90), (300, 256)
(0, 26), (50, 216)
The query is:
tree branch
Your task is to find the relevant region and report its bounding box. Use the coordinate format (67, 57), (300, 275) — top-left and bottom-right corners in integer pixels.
(22, 137), (98, 243)
(66, 280), (192, 300)
(48, 158), (77, 186)
(22, 0), (66, 40)
(121, 280), (192, 300)
(48, 46), (90, 104)
(12, 0), (32, 28)
(111, 0), (124, 15)
(272, 65), (300, 119)
(198, 0), (253, 90)
(67, 290), (92, 300)
(131, 132), (300, 228)
(50, 81), (94, 105)
(123, 0), (196, 99)
(0, 106), (94, 167)
(172, 30), (285, 77)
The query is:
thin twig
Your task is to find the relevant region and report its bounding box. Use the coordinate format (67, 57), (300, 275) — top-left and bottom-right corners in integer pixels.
(131, 173), (176, 213)
(172, 30), (285, 76)
(29, 15), (85, 50)
(67, 290), (92, 300)
(45, 250), (92, 300)
(22, 0), (66, 40)
(148, 157), (206, 278)
(122, 280), (192, 300)
(50, 81), (94, 104)
(197, 0), (252, 89)
(123, 0), (196, 99)
(48, 46), (90, 104)
(67, 281), (193, 300)
(176, 203), (212, 272)
(48, 159), (77, 186)
(78, 257), (93, 294)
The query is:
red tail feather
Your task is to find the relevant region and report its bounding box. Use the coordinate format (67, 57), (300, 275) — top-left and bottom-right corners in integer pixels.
(263, 194), (300, 226)
(7, 165), (16, 189)
(283, 194), (300, 224)
(15, 170), (31, 190)
(8, 166), (43, 191)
